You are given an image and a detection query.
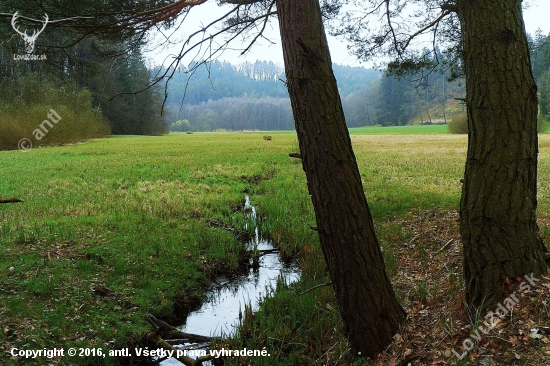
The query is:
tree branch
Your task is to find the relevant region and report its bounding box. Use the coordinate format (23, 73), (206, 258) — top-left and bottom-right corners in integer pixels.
(109, 6), (277, 112)
(402, 9), (453, 51)
(298, 281), (332, 296)
(240, 0), (276, 55)
(0, 12), (94, 24)
(146, 314), (215, 366)
(0, 198), (24, 204)
(385, 0), (401, 57)
(441, 2), (459, 12)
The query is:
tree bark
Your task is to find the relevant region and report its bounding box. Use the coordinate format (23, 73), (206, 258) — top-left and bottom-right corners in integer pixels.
(457, 0), (548, 308)
(275, 0), (405, 357)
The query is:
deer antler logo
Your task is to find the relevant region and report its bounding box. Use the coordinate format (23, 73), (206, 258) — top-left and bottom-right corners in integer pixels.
(11, 12), (49, 54)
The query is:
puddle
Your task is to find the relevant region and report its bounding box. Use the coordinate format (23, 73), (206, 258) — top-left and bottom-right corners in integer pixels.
(158, 195), (300, 365)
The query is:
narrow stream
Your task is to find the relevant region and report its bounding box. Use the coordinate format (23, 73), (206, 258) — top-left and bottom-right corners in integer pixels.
(158, 195), (301, 365)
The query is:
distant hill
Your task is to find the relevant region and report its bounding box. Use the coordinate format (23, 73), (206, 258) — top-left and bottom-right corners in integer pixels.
(164, 60), (380, 106)
(162, 58), (472, 131)
(332, 64), (380, 97)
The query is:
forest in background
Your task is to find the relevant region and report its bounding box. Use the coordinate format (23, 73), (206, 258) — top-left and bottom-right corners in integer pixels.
(167, 31), (550, 132)
(0, 11), (168, 150)
(164, 58), (467, 132)
(1, 6), (550, 145)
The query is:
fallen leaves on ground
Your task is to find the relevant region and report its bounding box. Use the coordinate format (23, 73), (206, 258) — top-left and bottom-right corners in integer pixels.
(366, 210), (550, 366)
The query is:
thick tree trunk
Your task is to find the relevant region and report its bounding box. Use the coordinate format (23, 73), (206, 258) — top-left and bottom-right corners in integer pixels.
(275, 0), (405, 357)
(457, 0), (548, 308)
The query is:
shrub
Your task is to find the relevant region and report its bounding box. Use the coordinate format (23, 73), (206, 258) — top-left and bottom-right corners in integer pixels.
(448, 112), (548, 134)
(448, 112), (469, 134)
(0, 115), (27, 150)
(170, 119), (191, 132)
(0, 75), (110, 151)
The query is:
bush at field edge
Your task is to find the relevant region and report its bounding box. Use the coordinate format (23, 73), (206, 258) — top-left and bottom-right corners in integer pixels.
(0, 76), (110, 151)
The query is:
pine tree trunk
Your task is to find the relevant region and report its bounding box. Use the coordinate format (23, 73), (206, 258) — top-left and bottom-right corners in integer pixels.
(275, 0), (405, 357)
(457, 0), (548, 308)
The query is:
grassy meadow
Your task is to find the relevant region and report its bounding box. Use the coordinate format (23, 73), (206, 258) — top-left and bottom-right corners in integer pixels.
(348, 124), (449, 135)
(1, 130), (550, 365)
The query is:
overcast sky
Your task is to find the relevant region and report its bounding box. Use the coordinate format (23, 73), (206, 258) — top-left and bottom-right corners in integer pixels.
(145, 0), (550, 69)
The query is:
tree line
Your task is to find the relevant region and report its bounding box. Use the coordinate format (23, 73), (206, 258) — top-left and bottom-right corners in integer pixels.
(0, 5), (167, 151)
(166, 97), (294, 132)
(165, 58), (463, 131)
(165, 60), (381, 131)
(167, 30), (550, 133)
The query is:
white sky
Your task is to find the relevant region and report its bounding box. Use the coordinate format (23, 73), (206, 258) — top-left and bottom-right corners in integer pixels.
(145, 0), (550, 69)
(524, 0), (550, 35)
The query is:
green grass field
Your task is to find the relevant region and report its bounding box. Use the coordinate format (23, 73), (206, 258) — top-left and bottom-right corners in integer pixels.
(2, 130), (550, 365)
(349, 124), (449, 135)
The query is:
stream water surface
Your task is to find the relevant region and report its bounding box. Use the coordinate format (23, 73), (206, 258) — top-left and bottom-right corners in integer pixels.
(159, 195), (301, 365)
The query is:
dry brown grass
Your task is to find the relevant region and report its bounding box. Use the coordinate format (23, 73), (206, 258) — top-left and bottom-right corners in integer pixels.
(364, 210), (550, 366)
